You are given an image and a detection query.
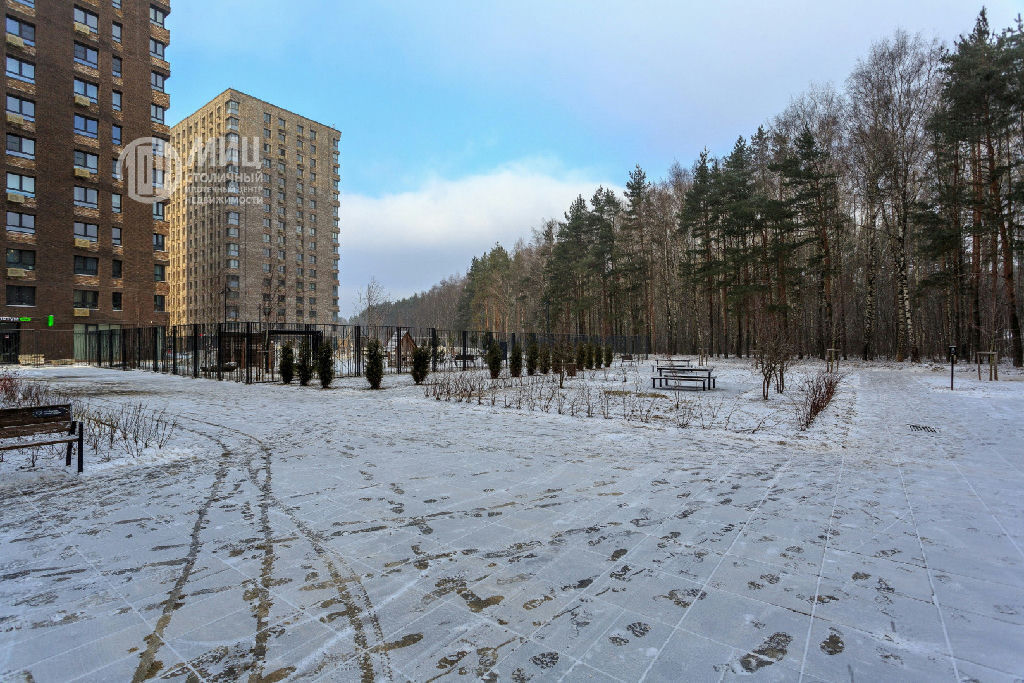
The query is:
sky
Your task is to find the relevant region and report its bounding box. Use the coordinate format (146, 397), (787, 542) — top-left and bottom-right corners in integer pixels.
(165, 0), (1022, 314)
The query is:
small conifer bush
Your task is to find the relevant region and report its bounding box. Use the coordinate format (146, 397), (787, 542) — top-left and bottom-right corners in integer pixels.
(280, 344), (295, 384)
(411, 345), (430, 385)
(526, 342), (539, 376)
(575, 343), (587, 370)
(540, 344), (551, 374)
(365, 338), (384, 389)
(604, 345), (613, 367)
(317, 343), (335, 388)
(485, 341), (503, 379)
(510, 343), (523, 378)
(297, 341), (313, 386)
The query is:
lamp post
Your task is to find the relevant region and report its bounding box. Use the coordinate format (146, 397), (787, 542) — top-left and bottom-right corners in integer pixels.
(949, 344), (957, 391)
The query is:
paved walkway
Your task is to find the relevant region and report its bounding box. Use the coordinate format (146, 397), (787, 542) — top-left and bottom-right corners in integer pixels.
(0, 366), (1021, 681)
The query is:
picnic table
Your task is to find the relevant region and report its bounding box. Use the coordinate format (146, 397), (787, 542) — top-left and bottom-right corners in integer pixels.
(652, 365), (716, 391)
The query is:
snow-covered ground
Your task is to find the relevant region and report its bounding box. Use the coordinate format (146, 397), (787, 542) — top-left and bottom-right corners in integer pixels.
(0, 359), (1022, 681)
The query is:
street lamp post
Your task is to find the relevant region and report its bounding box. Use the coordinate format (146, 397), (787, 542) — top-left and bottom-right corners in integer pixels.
(949, 345), (957, 391)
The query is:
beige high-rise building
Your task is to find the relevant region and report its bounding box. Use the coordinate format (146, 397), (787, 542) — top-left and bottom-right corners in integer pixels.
(168, 89), (340, 326)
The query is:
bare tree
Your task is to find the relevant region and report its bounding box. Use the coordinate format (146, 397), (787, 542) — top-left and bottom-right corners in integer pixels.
(355, 276), (390, 328)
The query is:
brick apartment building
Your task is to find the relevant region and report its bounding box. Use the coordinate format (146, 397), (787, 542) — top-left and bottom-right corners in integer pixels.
(168, 89), (341, 327)
(1, 0), (171, 361)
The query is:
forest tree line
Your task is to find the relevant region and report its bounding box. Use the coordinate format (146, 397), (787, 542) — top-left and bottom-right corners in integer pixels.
(373, 12), (1024, 365)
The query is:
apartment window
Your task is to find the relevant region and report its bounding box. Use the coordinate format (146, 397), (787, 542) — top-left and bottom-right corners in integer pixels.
(263, 112), (271, 123)
(263, 128), (271, 138)
(150, 71), (165, 92)
(227, 117), (239, 131)
(227, 259), (239, 269)
(262, 263), (271, 273)
(111, 226), (121, 245)
(149, 6), (167, 27)
(111, 22), (121, 42)
(227, 275), (239, 288)
(73, 7), (98, 32)
(74, 186), (98, 208)
(74, 115), (98, 138)
(112, 259), (122, 278)
(227, 227), (238, 237)
(74, 221), (98, 241)
(310, 129), (317, 141)
(112, 0), (121, 9)
(6, 211), (34, 234)
(226, 99), (239, 115)
(112, 56), (122, 78)
(74, 78), (99, 102)
(6, 134), (34, 159)
(112, 91), (122, 111)
(149, 39), (166, 60)
(112, 125), (122, 145)
(73, 255), (98, 275)
(277, 117), (286, 128)
(151, 104), (165, 124)
(154, 264), (165, 282)
(74, 290), (99, 309)
(112, 157), (121, 179)
(277, 132), (285, 143)
(227, 211), (239, 225)
(6, 17), (35, 45)
(112, 292), (122, 310)
(6, 95), (34, 122)
(152, 202), (164, 220)
(6, 56), (34, 82)
(227, 243), (239, 256)
(6, 285), (34, 307)
(6, 172), (34, 197)
(262, 233), (270, 243)
(153, 233), (165, 251)
(111, 194), (121, 213)
(73, 43), (98, 68)
(7, 249), (34, 270)
(74, 150), (98, 172)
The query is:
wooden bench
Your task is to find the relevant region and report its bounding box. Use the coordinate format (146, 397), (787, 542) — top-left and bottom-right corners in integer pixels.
(0, 404), (84, 473)
(653, 367), (717, 391)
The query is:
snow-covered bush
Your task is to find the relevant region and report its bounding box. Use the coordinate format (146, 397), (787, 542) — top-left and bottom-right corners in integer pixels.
(297, 341), (313, 386)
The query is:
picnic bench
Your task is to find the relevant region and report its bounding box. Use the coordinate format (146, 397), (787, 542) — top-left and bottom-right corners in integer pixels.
(651, 365), (717, 391)
(0, 404), (84, 473)
(620, 354), (637, 366)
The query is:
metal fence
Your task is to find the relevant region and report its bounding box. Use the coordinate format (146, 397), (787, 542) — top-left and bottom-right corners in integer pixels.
(78, 322), (651, 384)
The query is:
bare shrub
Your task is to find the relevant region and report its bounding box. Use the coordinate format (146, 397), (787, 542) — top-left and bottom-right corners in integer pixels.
(797, 371), (844, 429)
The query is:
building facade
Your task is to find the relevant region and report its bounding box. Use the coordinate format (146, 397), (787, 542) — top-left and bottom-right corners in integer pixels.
(1, 0), (171, 361)
(168, 89), (340, 327)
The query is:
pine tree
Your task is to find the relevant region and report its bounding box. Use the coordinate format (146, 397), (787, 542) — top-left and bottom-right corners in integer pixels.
(279, 344), (294, 384)
(603, 345), (613, 367)
(539, 344), (552, 374)
(365, 339), (384, 389)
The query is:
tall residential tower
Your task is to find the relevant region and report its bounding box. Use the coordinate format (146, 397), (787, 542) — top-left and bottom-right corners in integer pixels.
(168, 89), (340, 326)
(1, 0), (171, 361)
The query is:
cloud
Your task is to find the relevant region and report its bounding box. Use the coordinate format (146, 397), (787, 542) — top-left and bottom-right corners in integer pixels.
(336, 159), (618, 310)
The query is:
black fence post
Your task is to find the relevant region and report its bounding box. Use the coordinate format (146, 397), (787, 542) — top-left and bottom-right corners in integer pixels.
(192, 324), (199, 378)
(216, 323), (223, 381)
(354, 325), (362, 377)
(245, 322), (253, 384)
(430, 328), (438, 372)
(396, 326), (402, 374)
(171, 328), (177, 376)
(462, 330), (468, 371)
(153, 328), (159, 372)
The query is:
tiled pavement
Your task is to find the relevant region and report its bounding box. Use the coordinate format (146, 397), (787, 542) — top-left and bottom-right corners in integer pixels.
(0, 366), (1021, 681)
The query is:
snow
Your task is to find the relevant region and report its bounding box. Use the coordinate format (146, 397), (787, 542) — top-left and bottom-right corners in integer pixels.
(0, 359), (1022, 681)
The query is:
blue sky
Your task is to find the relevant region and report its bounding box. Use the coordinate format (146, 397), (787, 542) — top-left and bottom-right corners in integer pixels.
(165, 0), (1021, 312)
